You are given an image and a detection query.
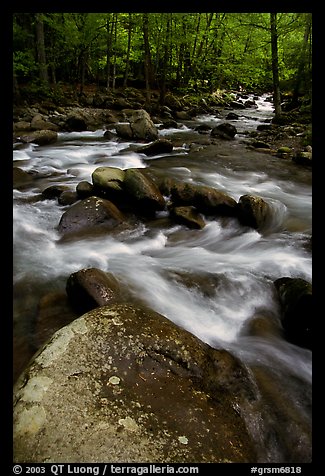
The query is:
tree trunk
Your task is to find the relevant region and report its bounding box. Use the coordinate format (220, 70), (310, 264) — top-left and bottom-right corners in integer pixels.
(106, 16), (113, 91)
(159, 14), (171, 106)
(13, 70), (21, 104)
(270, 13), (281, 117)
(143, 13), (152, 107)
(123, 13), (132, 88)
(293, 13), (312, 103)
(35, 13), (49, 84)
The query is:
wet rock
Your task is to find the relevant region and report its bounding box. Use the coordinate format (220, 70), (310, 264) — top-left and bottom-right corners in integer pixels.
(76, 181), (94, 199)
(195, 124), (212, 133)
(226, 112), (240, 120)
(19, 130), (58, 146)
(274, 277), (312, 350)
(249, 365), (312, 463)
(13, 167), (35, 188)
(42, 185), (70, 200)
(251, 140), (271, 149)
(92, 166), (126, 202)
(169, 206), (206, 229)
(229, 100), (246, 109)
(237, 194), (271, 231)
(66, 268), (121, 313)
(123, 168), (165, 215)
(170, 181), (237, 217)
(211, 122), (237, 140)
(34, 292), (79, 349)
(65, 114), (87, 132)
(168, 271), (221, 298)
(115, 122), (133, 140)
(57, 196), (126, 236)
(292, 150), (312, 167)
(30, 114), (59, 131)
(58, 191), (79, 205)
(241, 311), (283, 339)
(136, 139), (173, 156)
(116, 109), (158, 141)
(13, 303), (257, 463)
(174, 110), (192, 120)
(276, 147), (293, 159)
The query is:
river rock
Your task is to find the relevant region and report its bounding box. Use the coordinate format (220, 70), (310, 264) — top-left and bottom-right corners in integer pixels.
(76, 180), (94, 199)
(169, 206), (206, 229)
(170, 181), (237, 216)
(123, 168), (165, 214)
(211, 122), (237, 140)
(292, 150), (312, 167)
(65, 114), (88, 131)
(58, 190), (79, 205)
(42, 185), (70, 199)
(13, 167), (35, 188)
(273, 277), (312, 350)
(19, 130), (58, 146)
(136, 139), (173, 156)
(13, 303), (257, 463)
(30, 114), (59, 131)
(237, 194), (271, 231)
(116, 109), (158, 141)
(57, 196), (126, 236)
(66, 268), (121, 313)
(92, 166), (126, 202)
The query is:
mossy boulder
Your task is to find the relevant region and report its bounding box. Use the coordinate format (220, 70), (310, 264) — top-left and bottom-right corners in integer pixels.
(13, 303), (258, 463)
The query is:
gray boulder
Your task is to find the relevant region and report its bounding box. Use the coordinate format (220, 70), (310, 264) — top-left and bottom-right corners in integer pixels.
(116, 109), (158, 141)
(13, 303), (257, 463)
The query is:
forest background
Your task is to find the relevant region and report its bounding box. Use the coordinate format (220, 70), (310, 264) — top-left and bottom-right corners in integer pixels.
(12, 12), (312, 113)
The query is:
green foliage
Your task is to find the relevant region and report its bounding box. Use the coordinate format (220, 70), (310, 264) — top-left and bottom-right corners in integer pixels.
(13, 12), (312, 97)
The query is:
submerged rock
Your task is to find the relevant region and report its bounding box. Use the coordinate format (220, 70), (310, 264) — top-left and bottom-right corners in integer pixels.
(13, 304), (258, 463)
(169, 206), (206, 229)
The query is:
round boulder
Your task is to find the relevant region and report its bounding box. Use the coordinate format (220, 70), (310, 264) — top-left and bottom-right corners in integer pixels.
(57, 196), (126, 236)
(13, 304), (257, 463)
(66, 268), (121, 313)
(237, 194), (271, 231)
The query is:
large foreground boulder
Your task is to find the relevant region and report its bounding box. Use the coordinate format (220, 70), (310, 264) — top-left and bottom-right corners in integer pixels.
(13, 304), (257, 463)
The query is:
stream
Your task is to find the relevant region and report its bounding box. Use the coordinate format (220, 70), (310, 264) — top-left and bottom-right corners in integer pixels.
(13, 94), (312, 462)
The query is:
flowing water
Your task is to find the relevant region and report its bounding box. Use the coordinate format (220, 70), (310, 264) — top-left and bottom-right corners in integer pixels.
(13, 95), (312, 462)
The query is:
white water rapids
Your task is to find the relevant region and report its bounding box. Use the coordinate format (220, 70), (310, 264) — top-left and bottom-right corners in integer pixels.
(13, 95), (312, 462)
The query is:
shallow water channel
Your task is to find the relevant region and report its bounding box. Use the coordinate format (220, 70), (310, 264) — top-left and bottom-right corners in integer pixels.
(13, 95), (312, 462)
